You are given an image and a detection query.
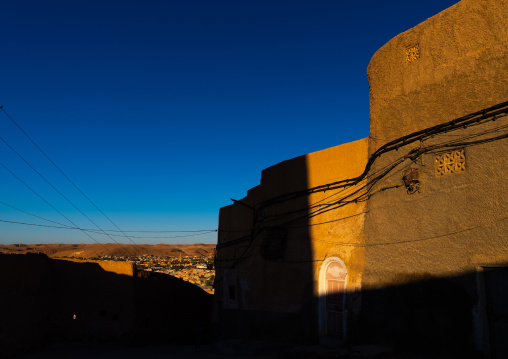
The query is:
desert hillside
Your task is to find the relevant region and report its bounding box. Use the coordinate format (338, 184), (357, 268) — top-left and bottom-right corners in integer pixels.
(0, 243), (215, 258)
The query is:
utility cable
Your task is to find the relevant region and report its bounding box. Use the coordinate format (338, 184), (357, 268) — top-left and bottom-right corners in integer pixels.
(0, 161), (110, 252)
(258, 102), (508, 207)
(217, 123), (508, 254)
(0, 134), (136, 256)
(0, 200), (217, 239)
(0, 199), (75, 229)
(0, 218), (84, 230)
(85, 229), (217, 239)
(314, 213), (508, 247)
(93, 229), (217, 233)
(0, 217), (216, 239)
(216, 209), (508, 265)
(249, 120), (508, 228)
(1, 107), (140, 250)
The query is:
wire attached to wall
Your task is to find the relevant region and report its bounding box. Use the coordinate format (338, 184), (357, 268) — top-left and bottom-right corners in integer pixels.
(215, 102), (508, 269)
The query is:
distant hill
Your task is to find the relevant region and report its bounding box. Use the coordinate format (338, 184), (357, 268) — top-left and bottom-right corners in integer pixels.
(0, 243), (216, 258)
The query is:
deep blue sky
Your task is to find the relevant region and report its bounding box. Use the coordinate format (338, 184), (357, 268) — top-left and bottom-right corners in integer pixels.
(0, 0), (459, 245)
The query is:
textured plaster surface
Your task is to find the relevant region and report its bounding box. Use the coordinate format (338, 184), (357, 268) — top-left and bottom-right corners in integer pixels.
(368, 0), (508, 147)
(365, 0), (508, 288)
(306, 139), (368, 294)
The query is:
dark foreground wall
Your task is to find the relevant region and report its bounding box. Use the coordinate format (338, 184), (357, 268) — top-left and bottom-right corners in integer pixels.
(217, 286), (319, 345)
(360, 273), (478, 357)
(0, 253), (213, 359)
(134, 270), (213, 344)
(359, 267), (508, 358)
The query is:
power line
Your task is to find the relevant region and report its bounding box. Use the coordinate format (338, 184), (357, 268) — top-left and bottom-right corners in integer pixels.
(215, 213), (508, 268)
(0, 218), (82, 230)
(0, 200), (217, 239)
(0, 199), (74, 229)
(85, 229), (217, 239)
(258, 102), (508, 207)
(215, 103), (508, 265)
(0, 133), (135, 251)
(289, 211), (368, 228)
(0, 160), (111, 252)
(0, 218), (217, 239)
(288, 125), (506, 230)
(243, 120), (508, 231)
(1, 107), (140, 250)
(314, 213), (508, 247)
(100, 229), (217, 233)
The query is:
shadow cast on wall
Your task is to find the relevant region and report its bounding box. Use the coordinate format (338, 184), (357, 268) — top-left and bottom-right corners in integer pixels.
(355, 271), (482, 358)
(214, 154), (316, 345)
(218, 265), (507, 358)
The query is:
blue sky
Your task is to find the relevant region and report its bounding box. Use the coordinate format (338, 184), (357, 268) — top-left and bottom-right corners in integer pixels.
(0, 0), (459, 245)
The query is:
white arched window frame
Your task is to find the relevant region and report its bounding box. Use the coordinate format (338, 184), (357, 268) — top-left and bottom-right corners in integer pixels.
(318, 256), (347, 339)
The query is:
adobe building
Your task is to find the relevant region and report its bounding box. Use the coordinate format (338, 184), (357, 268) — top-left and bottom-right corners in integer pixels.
(213, 0), (508, 357)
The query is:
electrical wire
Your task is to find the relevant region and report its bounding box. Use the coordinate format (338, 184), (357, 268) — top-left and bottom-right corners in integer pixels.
(85, 229), (217, 239)
(1, 107), (141, 251)
(0, 217), (217, 239)
(257, 102), (508, 207)
(0, 160), (111, 252)
(92, 229), (217, 233)
(215, 102), (508, 267)
(314, 213), (508, 248)
(215, 209), (508, 266)
(247, 121), (508, 231)
(0, 199), (218, 239)
(0, 199), (75, 229)
(274, 124), (508, 229)
(0, 134), (137, 256)
(0, 218), (84, 230)
(288, 211), (368, 228)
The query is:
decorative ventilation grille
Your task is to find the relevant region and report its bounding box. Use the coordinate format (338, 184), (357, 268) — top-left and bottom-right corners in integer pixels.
(434, 149), (466, 176)
(406, 44), (420, 62)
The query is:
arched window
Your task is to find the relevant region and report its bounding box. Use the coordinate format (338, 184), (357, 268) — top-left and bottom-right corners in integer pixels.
(319, 257), (347, 339)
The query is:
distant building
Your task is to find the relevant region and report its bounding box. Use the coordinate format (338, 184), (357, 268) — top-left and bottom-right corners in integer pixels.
(213, 0), (508, 357)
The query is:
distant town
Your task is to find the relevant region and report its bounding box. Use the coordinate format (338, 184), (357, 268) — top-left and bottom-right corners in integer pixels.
(59, 253), (216, 294)
(0, 243), (217, 293)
